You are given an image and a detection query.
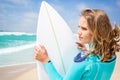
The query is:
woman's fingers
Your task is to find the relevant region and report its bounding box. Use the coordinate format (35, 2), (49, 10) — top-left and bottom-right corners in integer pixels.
(34, 45), (41, 56)
(75, 41), (87, 50)
(34, 45), (49, 63)
(34, 46), (39, 52)
(40, 45), (47, 54)
(76, 41), (84, 47)
(34, 45), (47, 57)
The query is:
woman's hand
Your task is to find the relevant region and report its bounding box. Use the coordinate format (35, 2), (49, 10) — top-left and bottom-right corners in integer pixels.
(34, 45), (50, 63)
(76, 41), (87, 51)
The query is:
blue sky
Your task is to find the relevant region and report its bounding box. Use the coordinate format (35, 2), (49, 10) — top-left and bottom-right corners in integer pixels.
(0, 0), (120, 33)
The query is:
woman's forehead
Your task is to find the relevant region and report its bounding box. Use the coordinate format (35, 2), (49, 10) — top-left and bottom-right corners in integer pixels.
(79, 16), (88, 27)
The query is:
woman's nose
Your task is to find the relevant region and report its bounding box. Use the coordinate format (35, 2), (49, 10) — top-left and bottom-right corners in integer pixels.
(77, 29), (81, 35)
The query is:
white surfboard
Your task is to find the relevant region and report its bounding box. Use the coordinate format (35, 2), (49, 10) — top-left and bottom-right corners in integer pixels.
(36, 1), (79, 80)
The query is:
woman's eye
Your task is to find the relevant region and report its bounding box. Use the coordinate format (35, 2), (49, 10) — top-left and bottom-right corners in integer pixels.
(81, 26), (87, 30)
(78, 25), (87, 30)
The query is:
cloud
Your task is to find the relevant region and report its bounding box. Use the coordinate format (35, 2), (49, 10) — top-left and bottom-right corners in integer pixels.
(101, 5), (112, 12)
(0, 3), (14, 9)
(117, 0), (120, 7)
(51, 3), (65, 13)
(21, 12), (38, 26)
(50, 2), (80, 32)
(3, 0), (33, 7)
(13, 12), (38, 32)
(0, 0), (39, 32)
(0, 11), (38, 32)
(52, 0), (59, 1)
(0, 0), (36, 13)
(68, 18), (79, 33)
(76, 3), (112, 12)
(76, 3), (88, 11)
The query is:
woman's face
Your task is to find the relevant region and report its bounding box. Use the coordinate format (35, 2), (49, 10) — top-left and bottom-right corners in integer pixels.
(77, 16), (92, 44)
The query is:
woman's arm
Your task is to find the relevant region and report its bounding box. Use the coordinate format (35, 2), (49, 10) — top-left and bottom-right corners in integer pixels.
(44, 61), (63, 80)
(43, 60), (87, 80)
(34, 45), (87, 80)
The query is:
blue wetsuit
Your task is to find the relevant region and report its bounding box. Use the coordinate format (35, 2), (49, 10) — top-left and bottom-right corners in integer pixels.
(44, 52), (116, 80)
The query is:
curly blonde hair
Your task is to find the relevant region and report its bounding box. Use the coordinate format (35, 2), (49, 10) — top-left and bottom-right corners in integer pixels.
(81, 9), (120, 62)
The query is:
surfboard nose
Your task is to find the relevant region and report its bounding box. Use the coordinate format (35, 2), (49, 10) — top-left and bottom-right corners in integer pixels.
(41, 1), (47, 6)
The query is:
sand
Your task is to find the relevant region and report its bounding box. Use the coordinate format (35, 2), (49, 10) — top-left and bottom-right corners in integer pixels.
(0, 62), (38, 80)
(13, 68), (38, 80)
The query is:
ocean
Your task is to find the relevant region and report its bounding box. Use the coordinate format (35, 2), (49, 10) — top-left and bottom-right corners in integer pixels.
(0, 32), (36, 66)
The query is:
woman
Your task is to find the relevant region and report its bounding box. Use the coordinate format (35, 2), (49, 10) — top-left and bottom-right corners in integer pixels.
(34, 9), (120, 80)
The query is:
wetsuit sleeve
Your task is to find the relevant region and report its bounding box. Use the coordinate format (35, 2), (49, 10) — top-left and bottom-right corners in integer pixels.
(43, 62), (62, 80)
(43, 61), (87, 80)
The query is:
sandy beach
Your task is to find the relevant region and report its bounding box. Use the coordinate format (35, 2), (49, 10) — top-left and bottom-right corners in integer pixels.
(0, 52), (120, 80)
(13, 68), (38, 80)
(0, 62), (38, 80)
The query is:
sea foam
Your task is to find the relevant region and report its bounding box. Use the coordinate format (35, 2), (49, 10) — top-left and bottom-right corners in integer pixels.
(0, 43), (34, 54)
